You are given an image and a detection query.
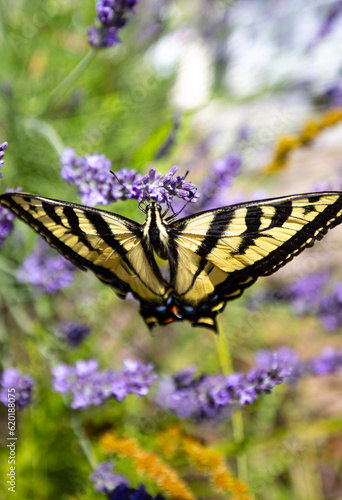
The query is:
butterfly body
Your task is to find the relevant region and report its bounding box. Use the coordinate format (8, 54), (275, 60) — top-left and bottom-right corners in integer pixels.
(1, 191), (342, 332)
(142, 203), (170, 260)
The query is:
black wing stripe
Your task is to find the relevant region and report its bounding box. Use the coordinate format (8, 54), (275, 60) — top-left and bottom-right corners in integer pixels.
(243, 205), (263, 233)
(84, 210), (128, 257)
(195, 210), (234, 259)
(62, 206), (97, 253)
(42, 201), (64, 227)
(267, 200), (293, 229)
(63, 206), (81, 231)
(172, 211), (234, 295)
(235, 205), (263, 255)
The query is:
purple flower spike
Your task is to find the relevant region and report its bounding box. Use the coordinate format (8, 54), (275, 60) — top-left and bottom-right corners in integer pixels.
(88, 0), (138, 48)
(0, 187), (20, 249)
(90, 461), (128, 494)
(60, 148), (199, 206)
(135, 167), (199, 205)
(16, 240), (75, 294)
(192, 152), (243, 212)
(0, 141), (8, 174)
(52, 359), (156, 409)
(308, 1), (342, 50)
(324, 83), (342, 107)
(61, 322), (90, 347)
(156, 347), (342, 421)
(249, 271), (342, 332)
(309, 348), (342, 377)
(0, 367), (33, 410)
(109, 484), (166, 500)
(122, 359), (157, 396)
(0, 206), (14, 248)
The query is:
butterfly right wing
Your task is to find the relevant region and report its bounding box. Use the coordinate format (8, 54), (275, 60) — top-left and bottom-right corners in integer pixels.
(0, 193), (168, 316)
(168, 192), (342, 331)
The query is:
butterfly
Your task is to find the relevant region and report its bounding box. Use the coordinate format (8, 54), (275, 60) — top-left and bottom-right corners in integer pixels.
(1, 191), (342, 332)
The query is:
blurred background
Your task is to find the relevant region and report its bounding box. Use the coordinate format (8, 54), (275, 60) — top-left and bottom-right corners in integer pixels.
(0, 0), (342, 499)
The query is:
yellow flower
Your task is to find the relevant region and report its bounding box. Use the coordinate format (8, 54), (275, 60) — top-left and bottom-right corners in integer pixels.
(264, 134), (300, 172)
(264, 107), (342, 172)
(301, 119), (320, 142)
(320, 107), (342, 127)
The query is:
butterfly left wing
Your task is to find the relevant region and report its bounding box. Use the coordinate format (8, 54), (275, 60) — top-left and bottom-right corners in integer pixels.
(168, 192), (342, 331)
(0, 193), (169, 319)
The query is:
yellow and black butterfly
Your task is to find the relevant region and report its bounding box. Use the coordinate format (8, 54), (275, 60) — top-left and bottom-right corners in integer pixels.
(1, 191), (342, 332)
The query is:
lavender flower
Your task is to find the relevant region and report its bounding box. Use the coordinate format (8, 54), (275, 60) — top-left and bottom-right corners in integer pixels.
(324, 82), (342, 107)
(90, 462), (165, 499)
(133, 166), (199, 205)
(60, 148), (114, 206)
(61, 322), (90, 347)
(88, 0), (138, 48)
(308, 0), (342, 50)
(0, 188), (17, 249)
(0, 144), (15, 247)
(90, 461), (128, 494)
(0, 367), (33, 410)
(191, 152), (242, 212)
(52, 359), (157, 409)
(16, 240), (75, 294)
(289, 347), (342, 384)
(249, 272), (342, 332)
(317, 283), (342, 331)
(288, 272), (329, 315)
(155, 113), (181, 160)
(109, 484), (166, 500)
(156, 350), (294, 420)
(60, 148), (198, 206)
(156, 347), (342, 421)
(309, 347), (342, 376)
(0, 141), (8, 175)
(236, 125), (251, 142)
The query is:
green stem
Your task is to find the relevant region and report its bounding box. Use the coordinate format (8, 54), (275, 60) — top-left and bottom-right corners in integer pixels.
(47, 49), (97, 108)
(214, 324), (234, 374)
(69, 412), (98, 469)
(24, 117), (65, 156)
(214, 320), (248, 481)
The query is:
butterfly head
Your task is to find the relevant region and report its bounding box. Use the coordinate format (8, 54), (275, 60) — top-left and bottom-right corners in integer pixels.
(145, 201), (162, 212)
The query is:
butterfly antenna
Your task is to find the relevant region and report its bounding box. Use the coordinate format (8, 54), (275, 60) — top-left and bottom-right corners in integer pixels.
(161, 203), (170, 218)
(138, 202), (147, 213)
(165, 202), (186, 221)
(110, 170), (131, 196)
(165, 185), (198, 221)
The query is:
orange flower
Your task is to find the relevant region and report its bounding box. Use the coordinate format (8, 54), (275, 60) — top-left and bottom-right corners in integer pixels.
(157, 427), (254, 500)
(182, 435), (252, 499)
(158, 425), (181, 458)
(101, 431), (195, 500)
